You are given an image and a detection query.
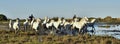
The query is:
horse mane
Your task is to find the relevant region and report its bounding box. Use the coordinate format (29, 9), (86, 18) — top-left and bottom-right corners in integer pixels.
(79, 18), (85, 22)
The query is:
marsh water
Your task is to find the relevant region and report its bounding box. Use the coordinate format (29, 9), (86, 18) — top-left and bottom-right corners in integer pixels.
(0, 23), (120, 39)
(88, 24), (120, 39)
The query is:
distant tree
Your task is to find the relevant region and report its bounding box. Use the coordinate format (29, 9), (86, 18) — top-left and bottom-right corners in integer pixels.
(104, 16), (112, 21)
(0, 14), (7, 21)
(105, 16), (112, 19)
(89, 17), (95, 20)
(97, 17), (102, 22)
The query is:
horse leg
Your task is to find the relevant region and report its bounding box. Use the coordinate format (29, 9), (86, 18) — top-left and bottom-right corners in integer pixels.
(30, 26), (32, 30)
(25, 25), (27, 31)
(80, 26), (87, 34)
(15, 28), (18, 34)
(79, 29), (81, 34)
(91, 26), (95, 35)
(84, 26), (87, 34)
(25, 25), (28, 31)
(23, 25), (26, 31)
(9, 28), (12, 32)
(79, 29), (83, 34)
(15, 29), (16, 34)
(93, 26), (96, 34)
(35, 29), (38, 32)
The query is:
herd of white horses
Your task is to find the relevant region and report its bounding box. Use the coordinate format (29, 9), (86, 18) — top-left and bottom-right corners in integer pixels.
(9, 16), (96, 35)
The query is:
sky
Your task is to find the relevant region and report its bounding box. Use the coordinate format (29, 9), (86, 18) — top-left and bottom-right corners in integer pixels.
(0, 0), (120, 19)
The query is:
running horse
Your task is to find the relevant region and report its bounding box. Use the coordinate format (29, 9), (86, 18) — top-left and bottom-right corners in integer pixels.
(72, 17), (89, 34)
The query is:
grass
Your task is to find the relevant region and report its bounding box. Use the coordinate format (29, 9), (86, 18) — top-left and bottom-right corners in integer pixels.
(0, 29), (120, 44)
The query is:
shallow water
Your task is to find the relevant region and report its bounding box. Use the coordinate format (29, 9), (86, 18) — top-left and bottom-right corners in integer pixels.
(88, 24), (120, 39)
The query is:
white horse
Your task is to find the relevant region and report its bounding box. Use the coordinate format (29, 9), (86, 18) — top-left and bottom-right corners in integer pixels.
(42, 16), (49, 24)
(13, 18), (20, 33)
(46, 19), (54, 29)
(32, 18), (41, 32)
(72, 17), (88, 33)
(61, 19), (72, 30)
(52, 18), (62, 30)
(9, 19), (13, 30)
(23, 18), (29, 31)
(42, 17), (50, 29)
(30, 18), (35, 29)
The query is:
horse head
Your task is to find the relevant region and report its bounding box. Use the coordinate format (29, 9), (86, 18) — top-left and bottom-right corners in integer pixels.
(83, 17), (89, 23)
(16, 18), (20, 22)
(36, 18), (41, 23)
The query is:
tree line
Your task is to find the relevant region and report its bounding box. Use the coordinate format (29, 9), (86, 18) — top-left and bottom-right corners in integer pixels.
(97, 16), (120, 24)
(0, 14), (7, 21)
(0, 14), (120, 24)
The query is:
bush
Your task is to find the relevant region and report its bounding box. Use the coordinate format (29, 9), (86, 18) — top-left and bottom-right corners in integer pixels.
(0, 14), (7, 21)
